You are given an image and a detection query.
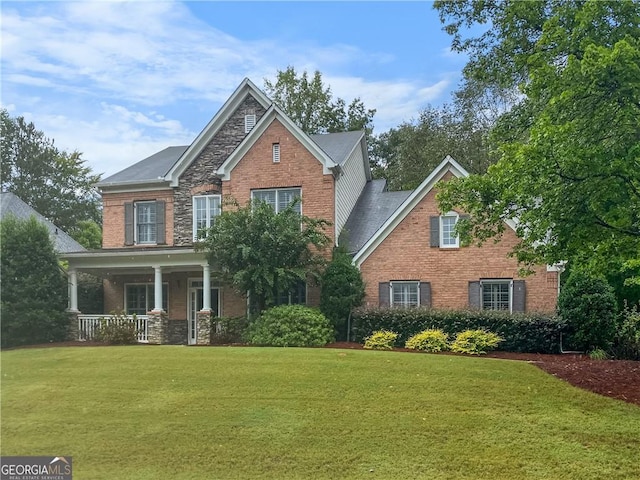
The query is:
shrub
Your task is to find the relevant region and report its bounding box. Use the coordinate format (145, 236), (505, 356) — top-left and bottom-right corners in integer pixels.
(1, 216), (69, 348)
(363, 330), (398, 350)
(351, 307), (564, 353)
(95, 312), (138, 345)
(248, 305), (334, 347)
(588, 348), (609, 360)
(405, 329), (449, 352)
(319, 248), (365, 341)
(558, 273), (618, 351)
(611, 304), (640, 360)
(450, 329), (502, 355)
(211, 316), (249, 345)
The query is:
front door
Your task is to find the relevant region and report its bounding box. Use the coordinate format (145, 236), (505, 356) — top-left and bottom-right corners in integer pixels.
(188, 280), (220, 345)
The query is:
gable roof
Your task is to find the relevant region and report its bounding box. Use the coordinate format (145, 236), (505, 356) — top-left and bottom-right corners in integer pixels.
(215, 104), (341, 180)
(96, 78), (370, 189)
(0, 192), (86, 253)
(339, 179), (411, 254)
(166, 78), (272, 187)
(97, 146), (188, 188)
(352, 156), (469, 267)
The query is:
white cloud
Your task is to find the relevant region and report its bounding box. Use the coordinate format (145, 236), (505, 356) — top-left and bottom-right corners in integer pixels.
(1, 1), (457, 177)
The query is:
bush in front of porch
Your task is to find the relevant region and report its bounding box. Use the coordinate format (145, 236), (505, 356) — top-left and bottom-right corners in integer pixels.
(247, 305), (334, 347)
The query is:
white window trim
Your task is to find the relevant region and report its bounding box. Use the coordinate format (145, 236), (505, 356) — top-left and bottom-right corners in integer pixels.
(390, 281), (420, 308)
(244, 114), (256, 133)
(272, 143), (280, 163)
(192, 194), (222, 241)
(480, 279), (513, 313)
(251, 187), (302, 215)
(124, 282), (169, 315)
(188, 278), (222, 318)
(440, 211), (460, 248)
(135, 201), (157, 245)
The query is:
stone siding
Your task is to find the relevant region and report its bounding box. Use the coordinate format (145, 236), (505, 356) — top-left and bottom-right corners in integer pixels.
(173, 94), (267, 246)
(167, 319), (187, 344)
(147, 311), (169, 344)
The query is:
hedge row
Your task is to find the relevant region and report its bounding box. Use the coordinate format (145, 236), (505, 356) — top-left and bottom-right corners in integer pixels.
(351, 307), (566, 353)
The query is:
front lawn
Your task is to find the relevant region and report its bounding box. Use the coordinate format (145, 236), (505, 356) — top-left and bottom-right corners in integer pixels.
(1, 346), (639, 479)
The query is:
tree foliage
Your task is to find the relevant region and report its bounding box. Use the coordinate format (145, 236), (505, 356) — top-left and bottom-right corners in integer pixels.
(196, 198), (331, 314)
(370, 104), (496, 190)
(435, 0), (640, 284)
(1, 215), (69, 347)
(558, 273), (618, 352)
(0, 109), (102, 233)
(319, 248), (365, 340)
(264, 67), (376, 137)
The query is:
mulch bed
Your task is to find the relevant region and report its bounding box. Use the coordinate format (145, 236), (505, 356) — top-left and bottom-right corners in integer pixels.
(6, 341), (640, 407)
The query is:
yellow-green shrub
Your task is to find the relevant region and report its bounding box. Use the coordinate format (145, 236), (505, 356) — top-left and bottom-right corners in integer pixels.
(405, 329), (449, 352)
(363, 330), (398, 350)
(450, 329), (502, 355)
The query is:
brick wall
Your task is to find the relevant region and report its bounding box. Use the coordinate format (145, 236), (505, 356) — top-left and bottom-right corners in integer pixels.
(359, 182), (558, 312)
(102, 189), (174, 248)
(223, 119), (336, 246)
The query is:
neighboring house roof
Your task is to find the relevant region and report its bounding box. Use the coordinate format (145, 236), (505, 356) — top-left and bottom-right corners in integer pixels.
(0, 192), (86, 253)
(339, 179), (412, 254)
(97, 146), (188, 188)
(352, 156), (470, 267)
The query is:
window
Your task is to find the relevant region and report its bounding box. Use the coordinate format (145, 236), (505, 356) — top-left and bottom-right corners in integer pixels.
(276, 281), (307, 306)
(272, 143), (280, 163)
(125, 200), (165, 246)
(125, 283), (168, 315)
(481, 280), (511, 311)
(391, 281), (419, 308)
(136, 201), (157, 244)
(440, 212), (459, 248)
(244, 114), (256, 133)
(193, 195), (221, 240)
(252, 188), (301, 214)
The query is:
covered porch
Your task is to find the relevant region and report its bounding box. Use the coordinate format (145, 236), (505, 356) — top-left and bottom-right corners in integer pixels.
(62, 247), (246, 344)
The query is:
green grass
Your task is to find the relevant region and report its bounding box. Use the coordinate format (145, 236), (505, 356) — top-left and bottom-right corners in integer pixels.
(1, 346), (639, 480)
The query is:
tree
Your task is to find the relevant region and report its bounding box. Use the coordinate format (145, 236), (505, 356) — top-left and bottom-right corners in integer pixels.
(0, 109), (102, 233)
(264, 67), (376, 137)
(370, 104), (496, 191)
(196, 198), (331, 314)
(68, 220), (103, 250)
(1, 215), (69, 347)
(320, 248), (365, 341)
(435, 1), (640, 284)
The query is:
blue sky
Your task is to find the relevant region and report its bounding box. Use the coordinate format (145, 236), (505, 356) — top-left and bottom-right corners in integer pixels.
(1, 1), (467, 178)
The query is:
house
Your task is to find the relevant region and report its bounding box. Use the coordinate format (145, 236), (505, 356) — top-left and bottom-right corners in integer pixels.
(61, 78), (559, 344)
(0, 192), (86, 253)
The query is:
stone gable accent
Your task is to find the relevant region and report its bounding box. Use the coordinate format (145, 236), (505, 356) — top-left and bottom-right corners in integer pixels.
(173, 94), (267, 246)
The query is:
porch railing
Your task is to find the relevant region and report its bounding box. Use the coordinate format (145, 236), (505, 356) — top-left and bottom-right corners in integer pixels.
(77, 314), (149, 343)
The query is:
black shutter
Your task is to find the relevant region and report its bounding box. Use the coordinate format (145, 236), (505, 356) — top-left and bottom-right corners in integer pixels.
(124, 202), (134, 246)
(379, 282), (390, 307)
(430, 216), (440, 247)
(156, 200), (166, 245)
(512, 280), (526, 312)
(419, 282), (431, 308)
(468, 281), (481, 309)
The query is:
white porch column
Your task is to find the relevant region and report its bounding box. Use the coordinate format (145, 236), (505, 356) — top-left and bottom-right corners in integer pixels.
(153, 265), (163, 312)
(202, 264), (211, 312)
(68, 269), (79, 312)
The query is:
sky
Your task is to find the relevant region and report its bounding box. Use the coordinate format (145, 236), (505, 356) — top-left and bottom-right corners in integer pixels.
(1, 1), (468, 179)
